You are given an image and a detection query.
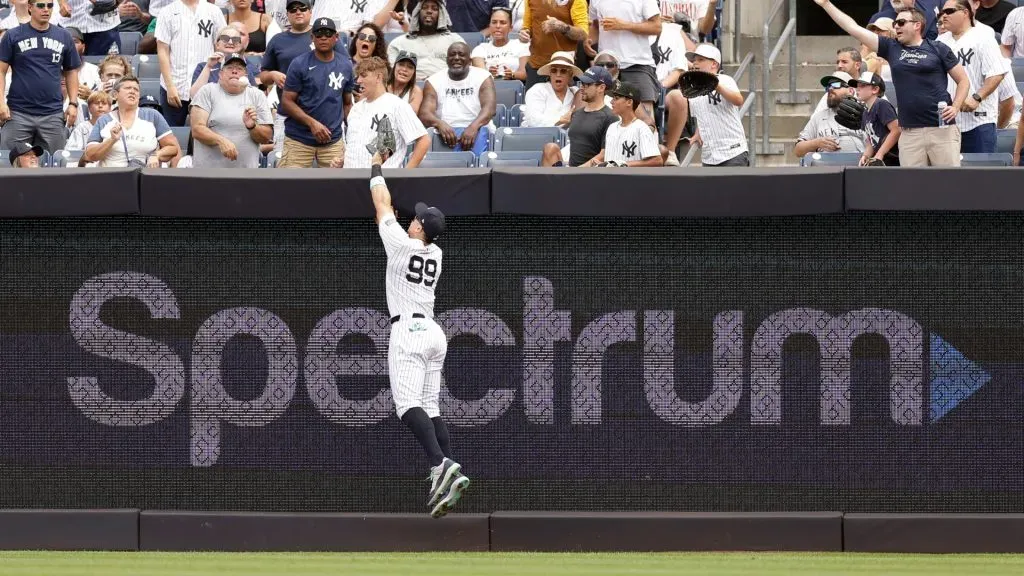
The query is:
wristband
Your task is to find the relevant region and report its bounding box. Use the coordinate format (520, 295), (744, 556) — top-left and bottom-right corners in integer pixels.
(370, 176), (386, 189)
(371, 164), (383, 179)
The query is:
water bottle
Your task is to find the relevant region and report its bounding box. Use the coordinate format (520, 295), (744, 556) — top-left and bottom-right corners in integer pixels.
(937, 101), (948, 127)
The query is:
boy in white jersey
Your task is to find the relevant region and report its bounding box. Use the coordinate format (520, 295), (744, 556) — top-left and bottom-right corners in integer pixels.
(367, 147), (469, 519)
(683, 43), (749, 167)
(583, 81), (663, 167)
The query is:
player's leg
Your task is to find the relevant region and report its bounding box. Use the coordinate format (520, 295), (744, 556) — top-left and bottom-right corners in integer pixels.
(424, 331), (469, 519)
(389, 328), (460, 508)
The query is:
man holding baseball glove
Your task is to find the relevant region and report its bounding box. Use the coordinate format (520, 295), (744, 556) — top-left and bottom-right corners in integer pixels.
(189, 53), (274, 168)
(794, 71), (866, 160)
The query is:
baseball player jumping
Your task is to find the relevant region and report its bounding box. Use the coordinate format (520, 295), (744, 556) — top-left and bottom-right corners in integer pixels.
(367, 144), (470, 519)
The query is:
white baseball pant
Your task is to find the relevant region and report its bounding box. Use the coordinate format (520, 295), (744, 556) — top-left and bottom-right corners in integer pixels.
(388, 316), (448, 418)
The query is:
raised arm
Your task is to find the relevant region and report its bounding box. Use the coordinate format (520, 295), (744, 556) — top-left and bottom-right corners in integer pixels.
(370, 152), (395, 223)
(813, 0), (878, 53)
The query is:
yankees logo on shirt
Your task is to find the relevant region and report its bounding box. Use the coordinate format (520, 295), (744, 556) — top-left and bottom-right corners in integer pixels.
(154, 1), (227, 96)
(603, 118), (659, 164)
(686, 73), (748, 165)
(938, 26), (1009, 132)
(313, 0), (388, 33)
(651, 22), (688, 84)
(343, 92), (427, 168)
(350, 0), (368, 12)
(328, 71), (345, 90)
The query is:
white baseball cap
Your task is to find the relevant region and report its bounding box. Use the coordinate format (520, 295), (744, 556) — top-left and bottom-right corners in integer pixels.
(685, 43), (721, 65)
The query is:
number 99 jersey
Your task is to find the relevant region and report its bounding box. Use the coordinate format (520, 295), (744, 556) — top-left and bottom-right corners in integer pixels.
(379, 213), (443, 319)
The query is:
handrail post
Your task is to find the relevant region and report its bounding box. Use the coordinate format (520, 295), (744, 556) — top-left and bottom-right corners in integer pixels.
(788, 0), (797, 98)
(762, 17), (771, 152)
(749, 66), (757, 167)
(733, 0), (742, 63)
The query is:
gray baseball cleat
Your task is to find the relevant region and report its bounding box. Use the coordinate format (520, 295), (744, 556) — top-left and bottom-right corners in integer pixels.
(430, 473), (471, 519)
(426, 458), (461, 507)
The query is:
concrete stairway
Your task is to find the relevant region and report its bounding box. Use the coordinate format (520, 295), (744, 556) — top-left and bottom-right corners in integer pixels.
(683, 35), (853, 167)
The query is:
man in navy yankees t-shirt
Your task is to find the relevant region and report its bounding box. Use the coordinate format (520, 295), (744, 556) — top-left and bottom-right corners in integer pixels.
(0, 1), (81, 153)
(278, 16), (354, 168)
(814, 0), (970, 166)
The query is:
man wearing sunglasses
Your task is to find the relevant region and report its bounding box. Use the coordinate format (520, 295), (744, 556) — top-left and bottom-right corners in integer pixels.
(261, 0), (350, 157)
(815, 0), (971, 167)
(794, 71), (866, 160)
(870, 0), (941, 41)
(189, 26), (259, 99)
(278, 17), (355, 167)
(155, 0), (228, 126)
(0, 0), (81, 154)
(62, 0), (122, 55)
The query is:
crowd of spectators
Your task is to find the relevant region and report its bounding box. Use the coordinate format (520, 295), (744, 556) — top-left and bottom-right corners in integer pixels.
(809, 0), (1024, 167)
(0, 0), (741, 168)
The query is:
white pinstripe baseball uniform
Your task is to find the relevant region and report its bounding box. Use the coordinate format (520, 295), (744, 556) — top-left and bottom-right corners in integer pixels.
(344, 92), (427, 168)
(378, 213), (447, 419)
(154, 0), (227, 97)
(686, 73), (747, 165)
(938, 26), (1008, 133)
(65, 0), (121, 36)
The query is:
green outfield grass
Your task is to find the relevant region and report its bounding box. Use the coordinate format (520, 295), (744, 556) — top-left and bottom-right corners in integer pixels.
(1, 552), (1024, 575)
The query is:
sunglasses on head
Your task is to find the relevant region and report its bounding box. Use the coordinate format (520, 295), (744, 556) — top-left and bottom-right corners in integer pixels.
(287, 4), (309, 12)
(357, 32), (377, 42)
(217, 35), (242, 44)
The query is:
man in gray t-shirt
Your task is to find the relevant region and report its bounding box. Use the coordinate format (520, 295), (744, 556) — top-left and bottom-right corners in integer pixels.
(189, 54), (274, 168)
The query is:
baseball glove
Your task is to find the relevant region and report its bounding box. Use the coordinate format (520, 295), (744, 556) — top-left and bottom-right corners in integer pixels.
(834, 96), (866, 130)
(365, 114), (397, 161)
(863, 157), (885, 167)
(677, 70), (719, 98)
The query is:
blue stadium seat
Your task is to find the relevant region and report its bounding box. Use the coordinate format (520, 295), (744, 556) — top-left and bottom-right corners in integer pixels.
(494, 103), (508, 127)
(384, 32), (404, 44)
(140, 79), (161, 104)
(493, 126), (564, 152)
(135, 54), (161, 79)
(51, 149), (85, 167)
(0, 7), (9, 19)
(1013, 58), (1024, 84)
(84, 55), (107, 66)
(119, 31), (142, 55)
(508, 104), (523, 127)
(170, 127), (191, 154)
(800, 152), (862, 166)
(885, 81), (897, 109)
(960, 153), (1014, 166)
(419, 151), (477, 168)
(460, 32), (485, 53)
(480, 150), (542, 167)
(996, 128), (1018, 154)
(493, 79), (524, 108)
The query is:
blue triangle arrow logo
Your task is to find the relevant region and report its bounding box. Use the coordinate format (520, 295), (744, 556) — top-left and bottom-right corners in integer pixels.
(929, 333), (991, 422)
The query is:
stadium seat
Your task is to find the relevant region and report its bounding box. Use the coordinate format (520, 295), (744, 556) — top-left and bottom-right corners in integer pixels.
(480, 150), (542, 167)
(267, 151), (282, 168)
(119, 31), (142, 55)
(140, 79), (161, 104)
(0, 7), (9, 19)
(84, 55), (106, 66)
(418, 151), (477, 168)
(51, 149), (84, 167)
(800, 152), (862, 166)
(460, 32), (485, 52)
(170, 127), (191, 154)
(885, 81), (897, 109)
(135, 55), (161, 79)
(960, 152), (1014, 166)
(507, 104), (523, 127)
(493, 126), (564, 152)
(996, 128), (1018, 154)
(494, 79), (524, 108)
(1013, 59), (1024, 84)
(384, 32), (404, 44)
(494, 102), (508, 127)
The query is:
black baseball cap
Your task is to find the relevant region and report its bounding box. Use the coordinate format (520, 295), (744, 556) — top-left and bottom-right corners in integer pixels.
(286, 0), (311, 7)
(849, 71), (885, 95)
(395, 50), (418, 67)
(66, 27), (84, 42)
(312, 17), (337, 33)
(415, 202), (446, 242)
(8, 142), (43, 166)
(610, 81), (640, 102)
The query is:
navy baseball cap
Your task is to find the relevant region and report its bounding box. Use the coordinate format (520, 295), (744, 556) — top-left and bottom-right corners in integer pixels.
(313, 17), (337, 33)
(415, 202), (446, 242)
(139, 93), (161, 110)
(222, 53), (247, 68)
(8, 141), (43, 166)
(578, 66), (614, 89)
